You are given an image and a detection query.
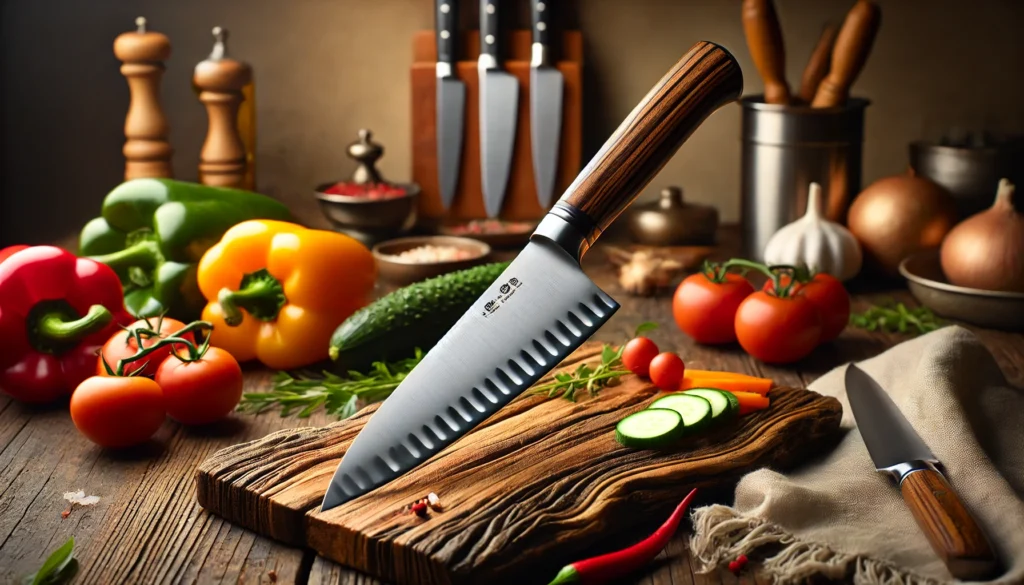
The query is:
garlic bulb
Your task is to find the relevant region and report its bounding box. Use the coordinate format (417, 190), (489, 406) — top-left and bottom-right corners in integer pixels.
(763, 182), (863, 281)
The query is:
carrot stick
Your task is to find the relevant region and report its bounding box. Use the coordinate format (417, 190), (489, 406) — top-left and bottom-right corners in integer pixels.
(679, 375), (773, 396)
(684, 369), (767, 382)
(722, 390), (771, 415)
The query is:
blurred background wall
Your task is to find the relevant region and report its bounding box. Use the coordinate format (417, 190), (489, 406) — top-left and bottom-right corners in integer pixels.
(2, 0), (1022, 245)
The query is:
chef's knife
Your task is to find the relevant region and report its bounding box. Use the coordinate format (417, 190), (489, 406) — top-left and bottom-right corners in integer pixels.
(529, 0), (563, 209)
(741, 0), (790, 105)
(322, 42), (743, 512)
(811, 0), (880, 108)
(436, 0), (466, 210)
(845, 364), (999, 580)
(478, 0), (519, 217)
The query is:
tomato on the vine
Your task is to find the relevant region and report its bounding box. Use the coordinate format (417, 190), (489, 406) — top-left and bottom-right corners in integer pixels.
(735, 292), (822, 364)
(155, 346), (243, 425)
(70, 376), (165, 448)
(673, 273), (754, 344)
(97, 317), (196, 377)
(649, 352), (685, 391)
(762, 273), (850, 342)
(622, 337), (660, 377)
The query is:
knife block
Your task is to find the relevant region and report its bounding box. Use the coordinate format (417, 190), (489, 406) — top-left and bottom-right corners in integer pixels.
(410, 30), (583, 225)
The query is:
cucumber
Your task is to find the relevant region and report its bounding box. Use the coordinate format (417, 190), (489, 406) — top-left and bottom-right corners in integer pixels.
(328, 261), (510, 372)
(649, 394), (713, 431)
(683, 388), (738, 423)
(615, 408), (685, 448)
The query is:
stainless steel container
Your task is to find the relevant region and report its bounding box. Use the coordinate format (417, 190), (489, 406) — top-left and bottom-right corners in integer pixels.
(909, 140), (1021, 219)
(740, 96), (869, 260)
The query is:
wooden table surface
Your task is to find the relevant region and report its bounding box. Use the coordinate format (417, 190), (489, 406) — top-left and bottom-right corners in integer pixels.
(2, 237), (1022, 585)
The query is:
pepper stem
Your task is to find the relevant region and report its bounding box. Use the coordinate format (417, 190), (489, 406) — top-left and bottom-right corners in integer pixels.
(545, 565), (580, 585)
(217, 268), (287, 326)
(87, 240), (162, 271)
(37, 304), (113, 343)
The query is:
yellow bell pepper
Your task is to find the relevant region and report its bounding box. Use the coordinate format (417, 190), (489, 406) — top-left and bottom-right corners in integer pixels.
(196, 220), (376, 370)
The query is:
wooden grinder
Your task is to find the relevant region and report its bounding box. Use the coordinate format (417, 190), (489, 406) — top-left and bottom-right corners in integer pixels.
(194, 27), (252, 188)
(114, 17), (173, 180)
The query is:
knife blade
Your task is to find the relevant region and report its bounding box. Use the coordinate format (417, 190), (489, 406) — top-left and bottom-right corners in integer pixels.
(529, 0), (563, 209)
(478, 0), (519, 218)
(322, 41), (743, 513)
(845, 364), (999, 580)
(436, 0), (466, 210)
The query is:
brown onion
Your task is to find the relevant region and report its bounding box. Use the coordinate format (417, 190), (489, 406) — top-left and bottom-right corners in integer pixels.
(940, 179), (1024, 292)
(846, 174), (959, 276)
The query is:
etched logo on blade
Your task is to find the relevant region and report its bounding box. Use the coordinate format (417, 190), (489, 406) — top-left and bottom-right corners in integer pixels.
(481, 277), (524, 317)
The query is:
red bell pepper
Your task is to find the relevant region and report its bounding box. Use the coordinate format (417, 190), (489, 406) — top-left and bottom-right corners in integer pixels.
(0, 246), (133, 403)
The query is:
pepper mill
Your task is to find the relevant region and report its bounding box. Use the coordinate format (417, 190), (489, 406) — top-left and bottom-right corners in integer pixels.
(113, 17), (173, 180)
(193, 26), (252, 188)
(347, 129), (386, 184)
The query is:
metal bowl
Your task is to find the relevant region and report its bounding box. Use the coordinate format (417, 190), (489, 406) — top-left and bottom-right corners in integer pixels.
(372, 235), (491, 287)
(899, 250), (1024, 331)
(314, 181), (420, 247)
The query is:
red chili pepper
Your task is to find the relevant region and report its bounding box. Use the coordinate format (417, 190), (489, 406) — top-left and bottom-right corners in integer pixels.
(0, 246), (133, 403)
(546, 488), (698, 585)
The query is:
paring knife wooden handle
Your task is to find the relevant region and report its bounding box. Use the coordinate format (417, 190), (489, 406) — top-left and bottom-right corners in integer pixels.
(811, 0), (880, 108)
(559, 42), (742, 238)
(901, 469), (1000, 580)
(741, 0), (790, 105)
(797, 22), (838, 104)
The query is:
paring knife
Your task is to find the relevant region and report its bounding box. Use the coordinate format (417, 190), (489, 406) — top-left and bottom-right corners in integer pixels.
(811, 0), (880, 108)
(529, 0), (563, 209)
(845, 364), (1000, 580)
(741, 0), (790, 105)
(322, 42), (743, 512)
(436, 0), (466, 210)
(478, 0), (519, 218)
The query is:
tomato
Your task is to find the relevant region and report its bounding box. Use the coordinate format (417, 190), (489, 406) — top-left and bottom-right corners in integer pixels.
(98, 317), (196, 377)
(762, 273), (850, 342)
(155, 347), (243, 425)
(649, 352), (685, 391)
(622, 337), (660, 377)
(735, 292), (822, 364)
(673, 273), (754, 344)
(70, 376), (165, 448)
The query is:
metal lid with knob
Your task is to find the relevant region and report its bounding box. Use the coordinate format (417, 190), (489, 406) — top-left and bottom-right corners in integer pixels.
(347, 129), (386, 185)
(114, 16), (171, 62)
(626, 186), (719, 246)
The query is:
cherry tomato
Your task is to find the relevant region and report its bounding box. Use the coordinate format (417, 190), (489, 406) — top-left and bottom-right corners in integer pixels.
(98, 317), (195, 377)
(735, 292), (822, 364)
(649, 352), (685, 391)
(762, 273), (850, 342)
(70, 376), (165, 448)
(622, 337), (660, 377)
(155, 347), (243, 425)
(673, 273), (754, 344)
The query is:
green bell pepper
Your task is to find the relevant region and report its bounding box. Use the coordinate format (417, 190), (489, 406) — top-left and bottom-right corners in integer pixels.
(79, 178), (293, 320)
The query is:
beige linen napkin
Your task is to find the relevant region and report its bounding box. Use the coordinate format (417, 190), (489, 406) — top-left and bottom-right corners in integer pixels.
(689, 326), (1024, 585)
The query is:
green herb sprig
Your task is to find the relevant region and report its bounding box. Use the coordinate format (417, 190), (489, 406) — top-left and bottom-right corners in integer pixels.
(238, 350), (425, 419)
(24, 537), (77, 585)
(531, 322), (658, 402)
(850, 301), (944, 336)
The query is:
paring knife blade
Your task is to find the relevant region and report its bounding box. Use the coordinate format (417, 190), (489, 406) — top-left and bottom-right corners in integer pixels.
(478, 0), (518, 218)
(436, 0), (466, 210)
(529, 0), (563, 209)
(322, 42), (744, 512)
(845, 364), (999, 580)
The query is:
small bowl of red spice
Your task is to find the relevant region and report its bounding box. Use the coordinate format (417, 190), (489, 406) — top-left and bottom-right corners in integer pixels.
(372, 236), (491, 286)
(314, 129), (420, 246)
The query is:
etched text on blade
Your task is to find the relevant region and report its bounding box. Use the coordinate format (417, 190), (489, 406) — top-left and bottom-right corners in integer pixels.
(321, 239), (619, 511)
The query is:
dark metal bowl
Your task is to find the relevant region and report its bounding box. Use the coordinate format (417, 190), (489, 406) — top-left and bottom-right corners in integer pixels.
(909, 140), (1019, 219)
(899, 250), (1024, 331)
(314, 181), (420, 247)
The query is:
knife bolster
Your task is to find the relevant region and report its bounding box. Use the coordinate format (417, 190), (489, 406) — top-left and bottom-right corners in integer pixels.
(533, 203), (597, 262)
(883, 459), (940, 484)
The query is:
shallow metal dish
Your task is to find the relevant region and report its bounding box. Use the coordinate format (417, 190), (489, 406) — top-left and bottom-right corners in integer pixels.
(899, 250), (1024, 331)
(372, 235), (491, 287)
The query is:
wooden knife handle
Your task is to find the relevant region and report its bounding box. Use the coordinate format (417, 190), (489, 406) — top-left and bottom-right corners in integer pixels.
(557, 42), (742, 240)
(811, 0), (880, 108)
(900, 469), (1000, 580)
(741, 0), (790, 105)
(797, 23), (838, 104)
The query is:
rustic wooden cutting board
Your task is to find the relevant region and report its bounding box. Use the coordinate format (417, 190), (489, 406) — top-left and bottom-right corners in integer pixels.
(197, 343), (842, 585)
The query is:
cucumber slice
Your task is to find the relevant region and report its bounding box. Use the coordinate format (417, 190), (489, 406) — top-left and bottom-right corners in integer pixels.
(683, 388), (738, 422)
(649, 394), (713, 431)
(615, 408), (684, 448)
